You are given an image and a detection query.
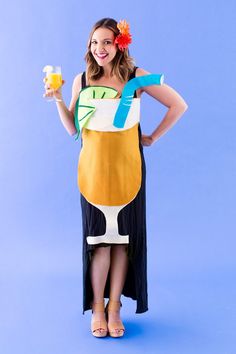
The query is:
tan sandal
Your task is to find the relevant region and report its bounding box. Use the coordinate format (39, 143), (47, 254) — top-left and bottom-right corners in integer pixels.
(91, 300), (108, 338)
(106, 300), (125, 338)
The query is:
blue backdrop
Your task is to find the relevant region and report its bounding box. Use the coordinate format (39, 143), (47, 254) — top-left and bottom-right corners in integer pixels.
(1, 0), (235, 353)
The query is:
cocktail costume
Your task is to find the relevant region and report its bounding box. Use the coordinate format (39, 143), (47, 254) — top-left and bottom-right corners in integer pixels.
(75, 67), (164, 313)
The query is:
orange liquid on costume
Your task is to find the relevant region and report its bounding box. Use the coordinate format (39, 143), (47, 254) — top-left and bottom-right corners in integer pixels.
(47, 73), (62, 90)
(78, 123), (142, 206)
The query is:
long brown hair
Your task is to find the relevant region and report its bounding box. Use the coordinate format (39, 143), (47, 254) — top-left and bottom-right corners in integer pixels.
(84, 18), (136, 83)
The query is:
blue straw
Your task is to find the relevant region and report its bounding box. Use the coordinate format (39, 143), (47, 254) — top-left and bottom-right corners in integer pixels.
(113, 74), (164, 128)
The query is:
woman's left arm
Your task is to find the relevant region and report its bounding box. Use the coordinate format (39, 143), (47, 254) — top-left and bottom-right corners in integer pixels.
(136, 68), (188, 146)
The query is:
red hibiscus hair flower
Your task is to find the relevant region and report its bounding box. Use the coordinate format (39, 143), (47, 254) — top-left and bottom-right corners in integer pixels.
(114, 19), (132, 51)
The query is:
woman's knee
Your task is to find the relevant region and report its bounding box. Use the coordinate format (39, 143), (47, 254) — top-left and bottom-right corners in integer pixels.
(93, 246), (111, 257)
(111, 244), (128, 254)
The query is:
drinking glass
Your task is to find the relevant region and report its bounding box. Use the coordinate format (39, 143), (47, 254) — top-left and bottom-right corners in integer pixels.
(43, 65), (63, 102)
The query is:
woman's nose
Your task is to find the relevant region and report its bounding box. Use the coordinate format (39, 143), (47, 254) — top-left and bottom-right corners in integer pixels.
(97, 43), (105, 51)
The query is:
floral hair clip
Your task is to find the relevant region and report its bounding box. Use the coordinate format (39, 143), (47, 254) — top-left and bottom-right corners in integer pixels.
(114, 19), (132, 51)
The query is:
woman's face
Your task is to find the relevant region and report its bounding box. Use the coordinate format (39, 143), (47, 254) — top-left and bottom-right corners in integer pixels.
(90, 27), (118, 67)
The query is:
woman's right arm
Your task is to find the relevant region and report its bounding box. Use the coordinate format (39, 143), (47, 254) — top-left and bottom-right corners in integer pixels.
(44, 72), (82, 136)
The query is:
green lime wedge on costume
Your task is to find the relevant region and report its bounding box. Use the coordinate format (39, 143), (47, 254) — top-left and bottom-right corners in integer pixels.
(74, 86), (118, 140)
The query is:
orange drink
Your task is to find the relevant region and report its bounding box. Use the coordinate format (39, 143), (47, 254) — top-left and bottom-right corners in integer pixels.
(46, 72), (62, 90)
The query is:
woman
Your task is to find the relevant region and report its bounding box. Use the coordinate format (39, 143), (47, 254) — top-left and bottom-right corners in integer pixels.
(43, 17), (188, 338)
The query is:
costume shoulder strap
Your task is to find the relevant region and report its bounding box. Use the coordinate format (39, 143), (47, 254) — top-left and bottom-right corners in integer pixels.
(81, 71), (86, 89)
(129, 66), (138, 98)
(129, 66), (138, 80)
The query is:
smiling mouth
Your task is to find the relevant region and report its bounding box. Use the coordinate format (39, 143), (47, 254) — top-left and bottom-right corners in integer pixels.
(96, 54), (108, 59)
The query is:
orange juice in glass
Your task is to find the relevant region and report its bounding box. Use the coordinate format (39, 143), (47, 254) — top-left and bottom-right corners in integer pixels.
(47, 72), (62, 90)
(43, 65), (62, 101)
